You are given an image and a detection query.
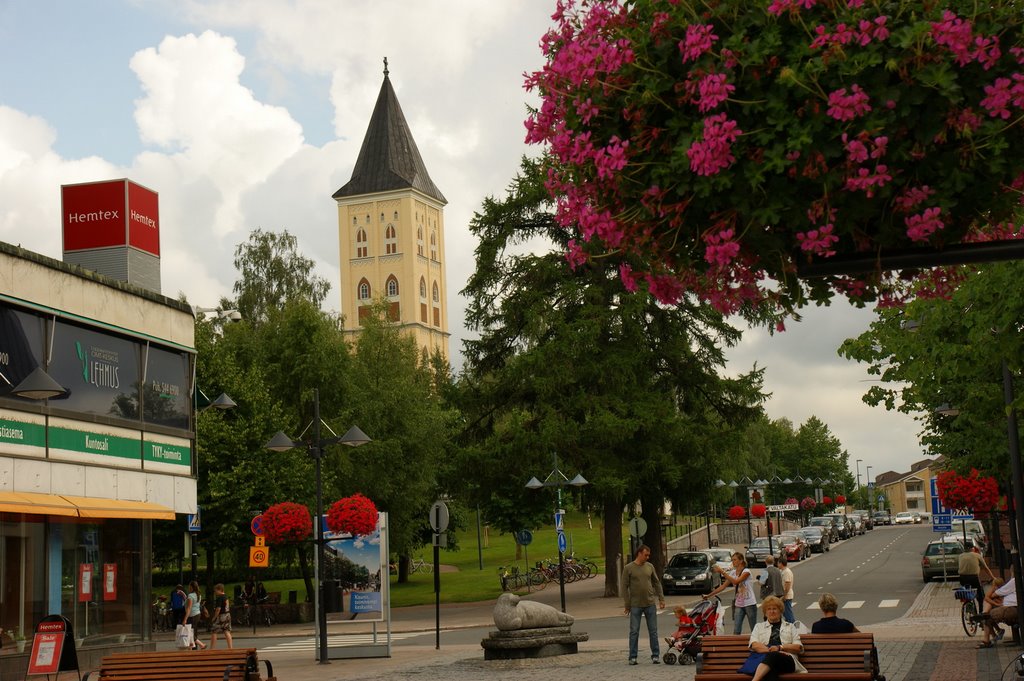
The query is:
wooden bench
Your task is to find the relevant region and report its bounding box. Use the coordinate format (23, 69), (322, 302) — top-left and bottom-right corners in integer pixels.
(83, 648), (276, 681)
(695, 633), (883, 680)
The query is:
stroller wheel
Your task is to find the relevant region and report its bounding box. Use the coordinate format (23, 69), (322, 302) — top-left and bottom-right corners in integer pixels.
(663, 652), (677, 665)
(680, 652), (695, 665)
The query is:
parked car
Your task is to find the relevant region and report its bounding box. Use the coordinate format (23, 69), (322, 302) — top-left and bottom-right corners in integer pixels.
(662, 551), (722, 594)
(824, 513), (855, 539)
(702, 547), (734, 571)
(848, 514), (865, 535)
(777, 532), (811, 561)
(921, 540), (964, 582)
(745, 537), (785, 567)
(853, 510), (874, 530)
(808, 516), (841, 543)
(798, 526), (831, 553)
(873, 511), (891, 526)
(894, 511), (915, 524)
(911, 512), (923, 524)
(943, 533), (984, 553)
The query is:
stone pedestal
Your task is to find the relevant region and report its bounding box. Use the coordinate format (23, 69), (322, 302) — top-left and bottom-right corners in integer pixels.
(480, 625), (589, 660)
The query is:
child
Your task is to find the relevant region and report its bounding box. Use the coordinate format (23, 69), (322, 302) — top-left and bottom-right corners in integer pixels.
(208, 583), (233, 649)
(664, 605), (694, 648)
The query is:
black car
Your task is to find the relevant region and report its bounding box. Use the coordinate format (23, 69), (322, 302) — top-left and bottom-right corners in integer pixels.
(824, 513), (854, 539)
(745, 537), (785, 567)
(661, 552), (722, 594)
(852, 510), (874, 530)
(872, 511), (891, 526)
(798, 526), (831, 553)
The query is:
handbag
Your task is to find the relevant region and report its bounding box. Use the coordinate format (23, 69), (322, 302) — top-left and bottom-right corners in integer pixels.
(738, 651), (767, 675)
(201, 600), (209, 620)
(174, 623), (193, 649)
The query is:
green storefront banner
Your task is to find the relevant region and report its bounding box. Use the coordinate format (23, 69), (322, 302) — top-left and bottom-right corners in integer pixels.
(0, 417), (45, 448)
(143, 440), (191, 467)
(48, 426), (140, 459)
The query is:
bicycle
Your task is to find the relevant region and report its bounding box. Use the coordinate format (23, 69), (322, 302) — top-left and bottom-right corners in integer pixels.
(410, 556), (432, 574)
(954, 585), (979, 637)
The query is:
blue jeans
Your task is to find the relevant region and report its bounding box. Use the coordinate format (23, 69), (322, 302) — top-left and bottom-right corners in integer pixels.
(628, 604), (659, 660)
(733, 603), (757, 634)
(783, 599), (795, 623)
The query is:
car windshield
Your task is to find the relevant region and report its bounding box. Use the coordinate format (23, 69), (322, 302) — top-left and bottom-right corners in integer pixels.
(779, 534), (800, 544)
(669, 554), (708, 569)
(749, 538), (777, 549)
(799, 528), (822, 538)
(810, 518), (829, 526)
(925, 543), (962, 555)
(706, 550), (732, 562)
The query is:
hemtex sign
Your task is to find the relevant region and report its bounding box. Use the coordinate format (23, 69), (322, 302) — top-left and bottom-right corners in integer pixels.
(62, 179), (160, 256)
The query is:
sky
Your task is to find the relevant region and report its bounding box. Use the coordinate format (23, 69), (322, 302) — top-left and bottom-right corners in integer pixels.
(0, 1), (928, 483)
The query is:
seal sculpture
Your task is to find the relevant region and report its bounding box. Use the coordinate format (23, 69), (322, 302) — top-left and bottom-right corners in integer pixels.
(482, 593), (588, 659)
(493, 593), (575, 630)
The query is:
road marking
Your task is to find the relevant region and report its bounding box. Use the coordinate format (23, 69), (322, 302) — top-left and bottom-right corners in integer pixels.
(843, 600), (865, 609)
(879, 600), (899, 608)
(260, 632), (424, 652)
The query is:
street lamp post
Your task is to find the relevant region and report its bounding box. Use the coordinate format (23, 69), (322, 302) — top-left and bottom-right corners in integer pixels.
(266, 389), (371, 665)
(526, 454), (588, 613)
(855, 459), (863, 492)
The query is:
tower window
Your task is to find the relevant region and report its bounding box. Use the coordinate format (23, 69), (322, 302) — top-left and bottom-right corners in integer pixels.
(432, 281), (440, 303)
(385, 224), (397, 255)
(430, 232), (437, 261)
(358, 278), (371, 300)
(417, 227), (424, 256)
(419, 277), (427, 299)
(356, 229), (368, 258)
(380, 212), (385, 222)
(386, 275), (399, 297)
(394, 211), (399, 220)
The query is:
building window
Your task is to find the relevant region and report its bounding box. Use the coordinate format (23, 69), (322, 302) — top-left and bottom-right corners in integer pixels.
(419, 277), (427, 299)
(386, 275), (399, 297)
(380, 212), (385, 222)
(394, 211), (399, 220)
(352, 216), (357, 225)
(417, 227), (424, 256)
(385, 224), (397, 255)
(432, 281), (439, 303)
(365, 215), (370, 224)
(358, 279), (371, 300)
(430, 232), (437, 261)
(356, 229), (368, 258)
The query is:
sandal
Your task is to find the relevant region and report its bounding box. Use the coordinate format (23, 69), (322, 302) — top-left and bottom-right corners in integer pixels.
(976, 642), (994, 649)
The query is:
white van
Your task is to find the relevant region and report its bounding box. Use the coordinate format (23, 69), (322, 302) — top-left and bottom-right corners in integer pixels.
(950, 519), (986, 545)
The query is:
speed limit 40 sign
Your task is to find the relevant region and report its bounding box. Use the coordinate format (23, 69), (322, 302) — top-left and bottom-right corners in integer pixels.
(249, 545), (269, 568)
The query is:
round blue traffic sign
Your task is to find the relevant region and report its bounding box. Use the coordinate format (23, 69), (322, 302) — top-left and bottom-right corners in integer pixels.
(557, 530), (567, 553)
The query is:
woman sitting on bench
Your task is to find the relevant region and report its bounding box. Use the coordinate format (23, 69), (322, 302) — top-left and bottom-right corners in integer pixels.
(747, 596), (806, 680)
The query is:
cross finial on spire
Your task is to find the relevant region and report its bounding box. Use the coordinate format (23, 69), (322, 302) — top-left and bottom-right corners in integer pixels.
(383, 57), (389, 77)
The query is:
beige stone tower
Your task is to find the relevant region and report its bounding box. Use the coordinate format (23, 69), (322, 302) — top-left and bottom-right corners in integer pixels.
(334, 61), (449, 359)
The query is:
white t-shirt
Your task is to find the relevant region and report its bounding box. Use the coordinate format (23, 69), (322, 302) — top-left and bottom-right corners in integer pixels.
(995, 579), (1017, 607)
(733, 567), (757, 607)
(781, 567), (794, 600)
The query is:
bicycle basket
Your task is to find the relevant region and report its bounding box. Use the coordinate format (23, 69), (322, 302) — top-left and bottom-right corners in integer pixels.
(953, 586), (976, 602)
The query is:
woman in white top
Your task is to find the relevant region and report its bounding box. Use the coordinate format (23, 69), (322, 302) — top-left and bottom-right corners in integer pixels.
(748, 595), (806, 679)
(185, 581), (207, 650)
(704, 552), (757, 633)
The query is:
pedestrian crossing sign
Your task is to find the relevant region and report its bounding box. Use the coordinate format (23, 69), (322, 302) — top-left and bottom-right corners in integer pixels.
(188, 506), (201, 532)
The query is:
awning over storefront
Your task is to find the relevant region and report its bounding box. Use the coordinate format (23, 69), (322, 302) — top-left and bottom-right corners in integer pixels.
(61, 496), (176, 520)
(0, 492), (175, 519)
(0, 492), (79, 516)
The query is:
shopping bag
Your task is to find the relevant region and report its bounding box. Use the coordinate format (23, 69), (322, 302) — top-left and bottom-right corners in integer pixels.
(175, 623), (193, 649)
(714, 604), (727, 635)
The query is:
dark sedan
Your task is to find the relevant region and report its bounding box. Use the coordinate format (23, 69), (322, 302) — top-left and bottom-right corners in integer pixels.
(798, 526), (831, 553)
(662, 551), (722, 594)
(745, 537), (784, 567)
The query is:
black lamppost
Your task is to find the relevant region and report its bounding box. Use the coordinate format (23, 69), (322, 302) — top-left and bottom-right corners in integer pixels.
(266, 389), (370, 664)
(526, 454), (588, 613)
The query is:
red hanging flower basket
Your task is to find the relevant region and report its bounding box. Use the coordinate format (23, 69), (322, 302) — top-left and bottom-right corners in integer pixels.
(936, 469), (999, 513)
(751, 503), (767, 518)
(836, 495), (847, 505)
(327, 493), (379, 536)
(800, 497), (817, 511)
(822, 496), (833, 506)
(728, 505), (747, 520)
(262, 502), (312, 545)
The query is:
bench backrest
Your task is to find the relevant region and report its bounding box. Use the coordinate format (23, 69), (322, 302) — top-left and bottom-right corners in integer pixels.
(89, 648), (257, 681)
(697, 633), (876, 676)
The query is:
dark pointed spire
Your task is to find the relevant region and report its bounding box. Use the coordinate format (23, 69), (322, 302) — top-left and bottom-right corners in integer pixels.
(332, 64), (446, 204)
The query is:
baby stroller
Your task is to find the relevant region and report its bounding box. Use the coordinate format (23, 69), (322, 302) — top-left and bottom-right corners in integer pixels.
(663, 596), (722, 665)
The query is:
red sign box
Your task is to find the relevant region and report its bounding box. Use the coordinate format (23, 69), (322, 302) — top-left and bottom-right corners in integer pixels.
(78, 563), (92, 602)
(27, 621), (67, 675)
(103, 563), (117, 601)
(62, 179), (160, 256)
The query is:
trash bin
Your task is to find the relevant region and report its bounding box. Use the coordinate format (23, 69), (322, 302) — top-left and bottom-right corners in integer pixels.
(287, 590), (297, 604)
(323, 581), (343, 613)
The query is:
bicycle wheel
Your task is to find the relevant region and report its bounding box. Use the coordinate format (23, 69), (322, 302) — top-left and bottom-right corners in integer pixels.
(529, 570), (548, 590)
(962, 600), (978, 637)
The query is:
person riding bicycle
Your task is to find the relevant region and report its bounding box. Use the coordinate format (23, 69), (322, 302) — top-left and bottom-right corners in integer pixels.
(958, 546), (994, 612)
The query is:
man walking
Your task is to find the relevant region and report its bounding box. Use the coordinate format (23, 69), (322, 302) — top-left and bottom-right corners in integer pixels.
(779, 557), (795, 623)
(958, 545), (994, 612)
(622, 544), (665, 665)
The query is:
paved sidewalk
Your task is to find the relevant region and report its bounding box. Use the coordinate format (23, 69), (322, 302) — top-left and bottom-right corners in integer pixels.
(157, 577), (1024, 681)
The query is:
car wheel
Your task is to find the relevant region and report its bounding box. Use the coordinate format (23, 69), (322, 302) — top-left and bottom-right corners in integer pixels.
(922, 574), (930, 583)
